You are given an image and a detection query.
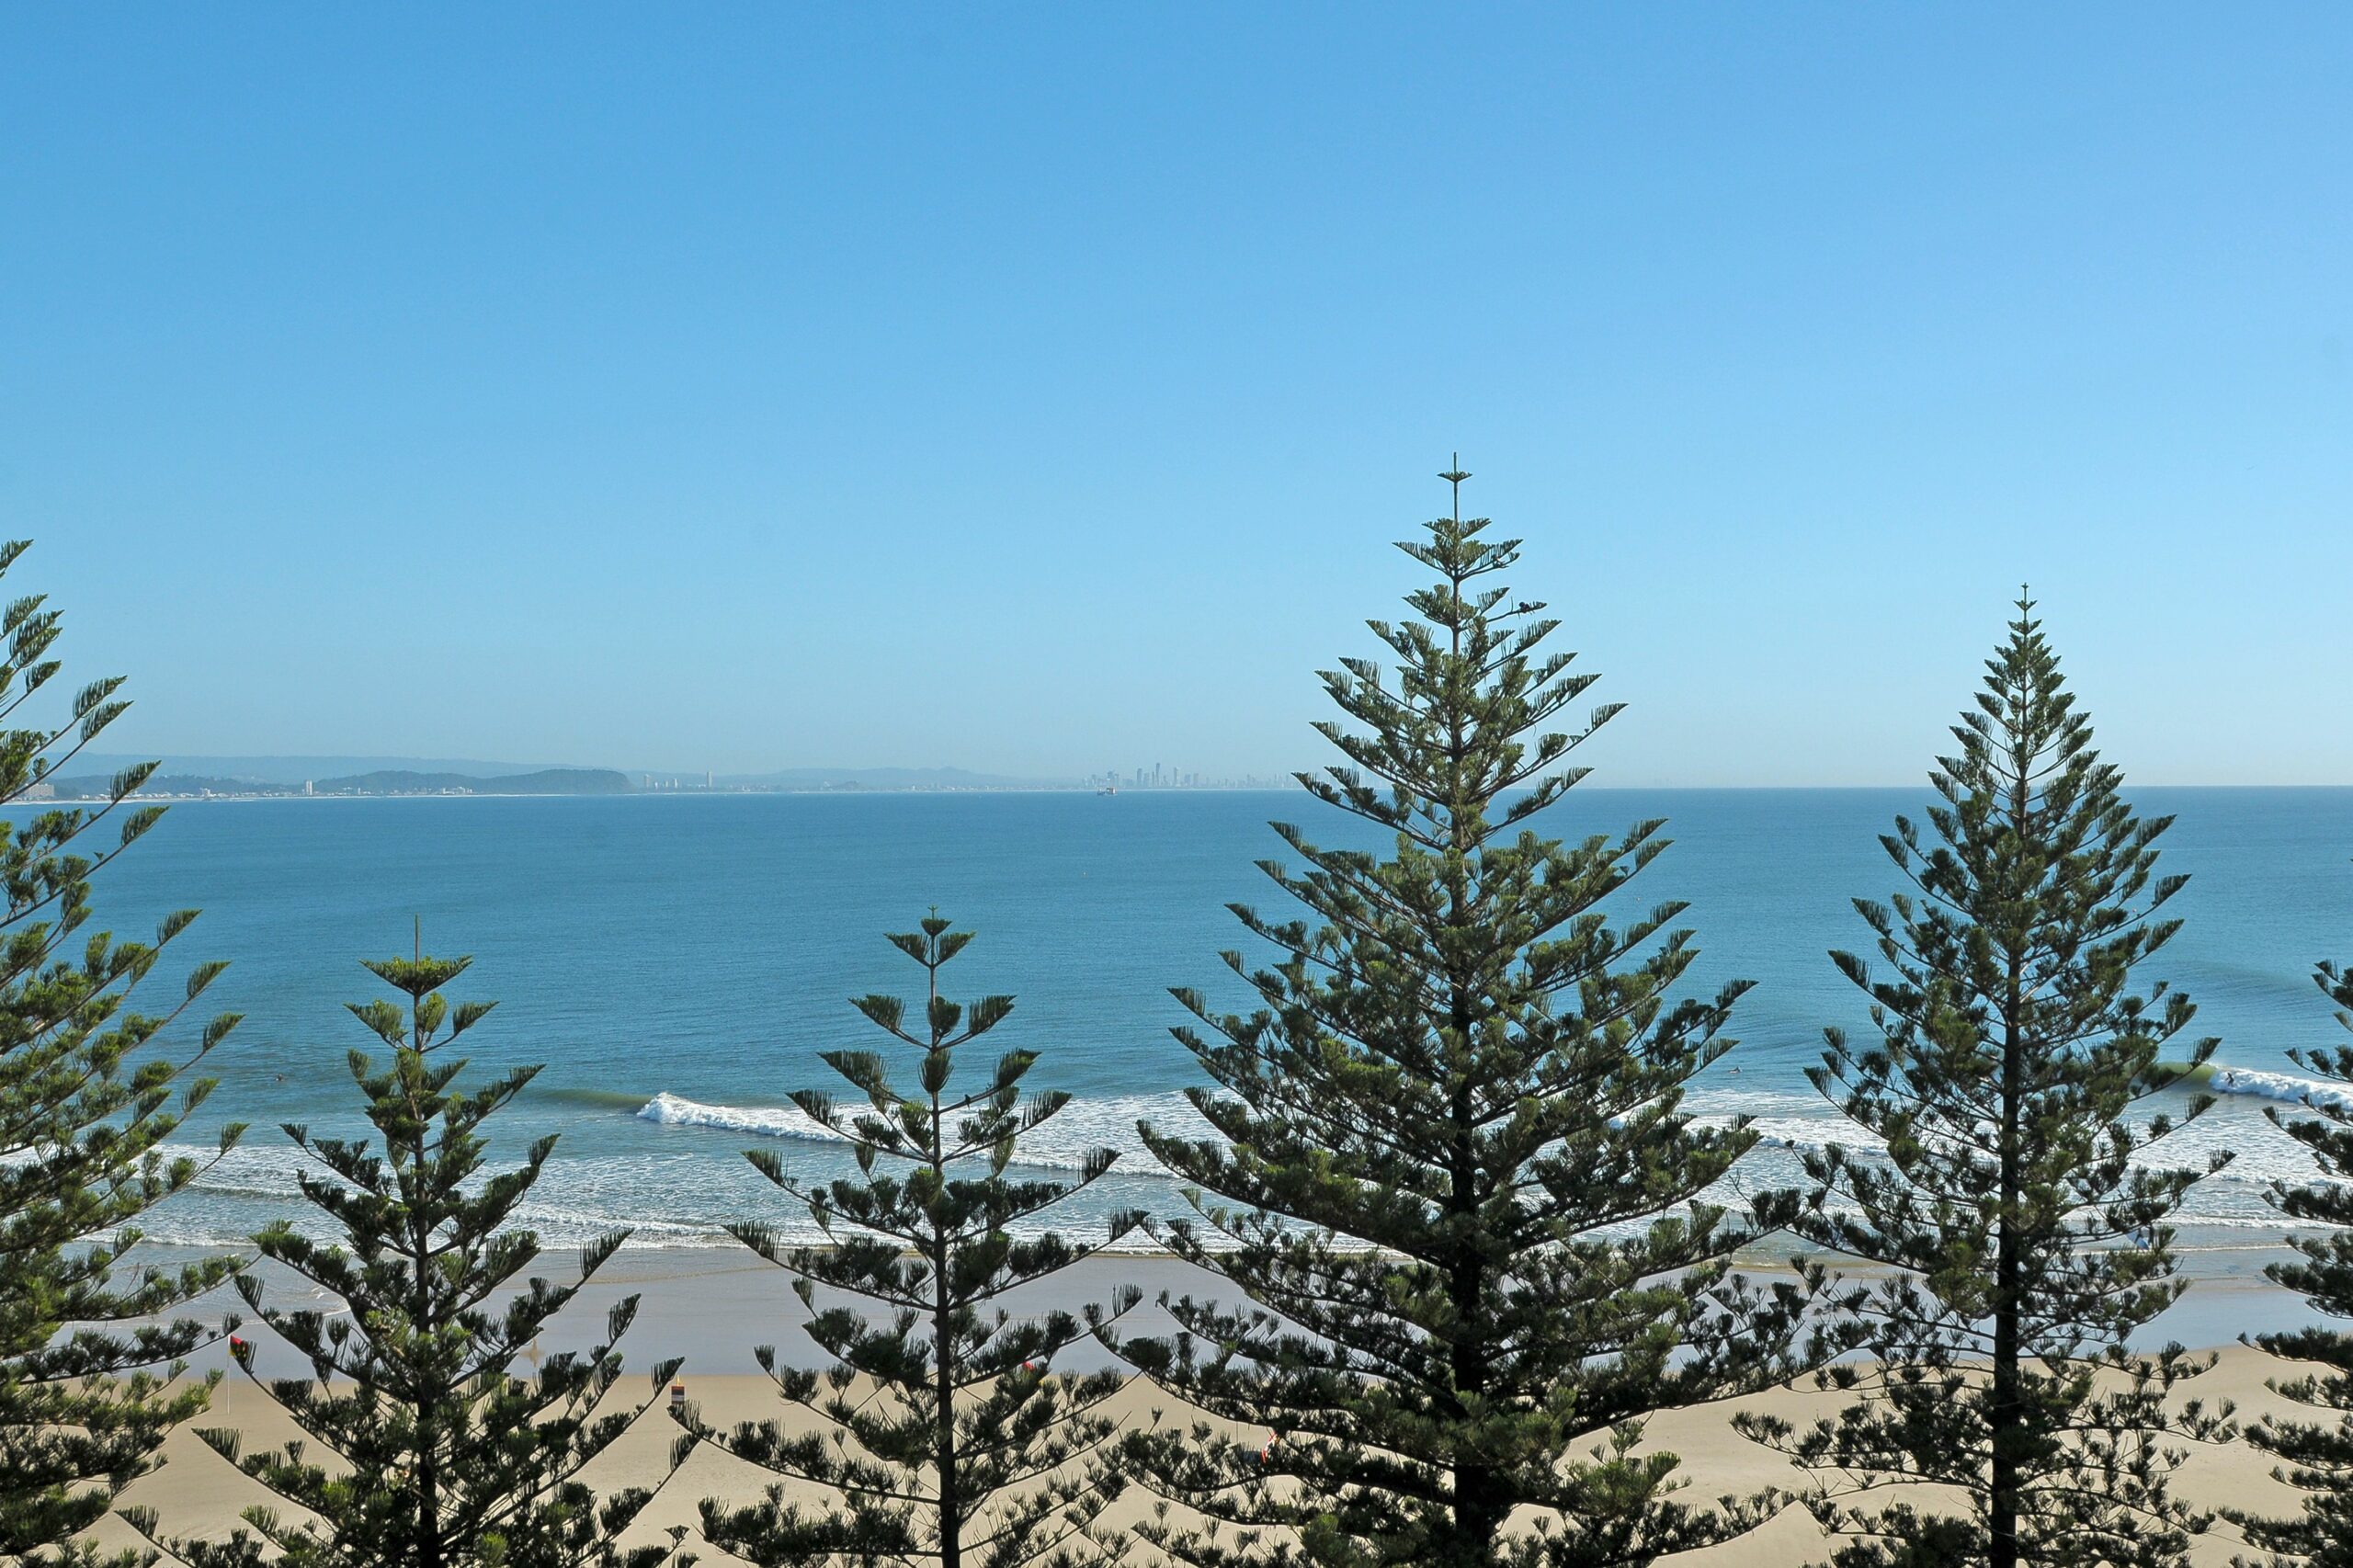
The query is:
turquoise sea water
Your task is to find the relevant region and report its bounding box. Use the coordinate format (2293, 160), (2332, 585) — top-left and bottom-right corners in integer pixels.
(94, 786), (2353, 1258)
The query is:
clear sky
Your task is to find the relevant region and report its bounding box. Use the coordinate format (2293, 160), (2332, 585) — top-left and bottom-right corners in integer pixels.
(4, 6), (2347, 784)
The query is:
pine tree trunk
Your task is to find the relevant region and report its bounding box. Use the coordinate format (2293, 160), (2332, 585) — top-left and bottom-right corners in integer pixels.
(1990, 1007), (2022, 1568)
(416, 1163), (443, 1568)
(1447, 1285), (1506, 1562)
(929, 983), (962, 1568)
(1448, 1059), (1504, 1562)
(419, 1450), (441, 1568)
(1443, 926), (1506, 1564)
(1438, 541), (1505, 1565)
(408, 1002), (445, 1568)
(937, 1255), (960, 1568)
(1988, 765), (2029, 1568)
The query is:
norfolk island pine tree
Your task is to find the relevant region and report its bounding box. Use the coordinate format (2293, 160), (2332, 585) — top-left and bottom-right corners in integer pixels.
(135, 940), (690, 1568)
(1106, 467), (1819, 1568)
(0, 539), (245, 1565)
(2231, 916), (2353, 1565)
(1733, 596), (2232, 1568)
(676, 914), (1146, 1568)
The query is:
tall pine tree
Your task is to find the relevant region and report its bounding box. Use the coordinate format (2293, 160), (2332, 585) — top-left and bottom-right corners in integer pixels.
(0, 539), (245, 1563)
(1733, 596), (2229, 1568)
(145, 944), (688, 1568)
(1111, 467), (1810, 1568)
(2230, 938), (2353, 1565)
(680, 914), (1143, 1568)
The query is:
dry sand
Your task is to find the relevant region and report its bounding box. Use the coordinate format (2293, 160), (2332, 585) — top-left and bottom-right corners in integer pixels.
(94, 1247), (2321, 1565)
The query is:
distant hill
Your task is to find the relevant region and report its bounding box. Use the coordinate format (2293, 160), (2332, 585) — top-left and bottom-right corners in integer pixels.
(74, 755), (585, 786)
(313, 768), (634, 796)
(44, 773), (293, 800)
(40, 767), (635, 800)
(57, 756), (1069, 795)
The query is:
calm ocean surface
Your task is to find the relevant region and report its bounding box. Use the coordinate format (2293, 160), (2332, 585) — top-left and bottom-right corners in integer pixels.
(97, 787), (2353, 1260)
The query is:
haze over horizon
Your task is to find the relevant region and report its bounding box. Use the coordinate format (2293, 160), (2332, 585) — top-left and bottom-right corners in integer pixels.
(7, 6), (2349, 786)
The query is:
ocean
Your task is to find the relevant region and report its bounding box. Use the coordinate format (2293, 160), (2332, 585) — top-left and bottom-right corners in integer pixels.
(95, 786), (2353, 1265)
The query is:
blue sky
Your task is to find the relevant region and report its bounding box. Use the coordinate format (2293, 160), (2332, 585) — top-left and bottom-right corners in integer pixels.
(4, 6), (2347, 783)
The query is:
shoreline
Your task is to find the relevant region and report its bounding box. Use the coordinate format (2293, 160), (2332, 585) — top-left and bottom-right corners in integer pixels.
(154, 1239), (2327, 1381)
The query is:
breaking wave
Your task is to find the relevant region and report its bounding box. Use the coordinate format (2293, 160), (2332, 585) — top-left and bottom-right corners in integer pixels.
(2205, 1065), (2353, 1113)
(636, 1088), (1215, 1172)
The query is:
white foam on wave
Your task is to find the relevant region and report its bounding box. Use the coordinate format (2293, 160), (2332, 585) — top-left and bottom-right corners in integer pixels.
(640, 1079), (2340, 1189)
(636, 1088), (1217, 1173)
(636, 1092), (843, 1143)
(2208, 1066), (2353, 1113)
(134, 1141), (769, 1249)
(1684, 1080), (2349, 1199)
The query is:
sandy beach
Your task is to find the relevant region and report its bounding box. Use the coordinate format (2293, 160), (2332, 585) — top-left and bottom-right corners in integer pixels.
(91, 1246), (2325, 1565)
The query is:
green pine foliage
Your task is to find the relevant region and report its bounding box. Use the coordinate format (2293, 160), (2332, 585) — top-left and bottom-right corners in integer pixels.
(680, 914), (1143, 1568)
(2231, 946), (2353, 1565)
(1110, 470), (1813, 1568)
(147, 948), (688, 1568)
(1733, 597), (2230, 1568)
(0, 540), (245, 1563)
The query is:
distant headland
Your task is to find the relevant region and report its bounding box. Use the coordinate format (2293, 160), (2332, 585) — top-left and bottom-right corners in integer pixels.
(38, 756), (1293, 801)
(40, 765), (634, 801)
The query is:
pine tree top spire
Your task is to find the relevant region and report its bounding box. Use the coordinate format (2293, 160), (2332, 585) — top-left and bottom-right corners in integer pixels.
(2008, 584), (2041, 642)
